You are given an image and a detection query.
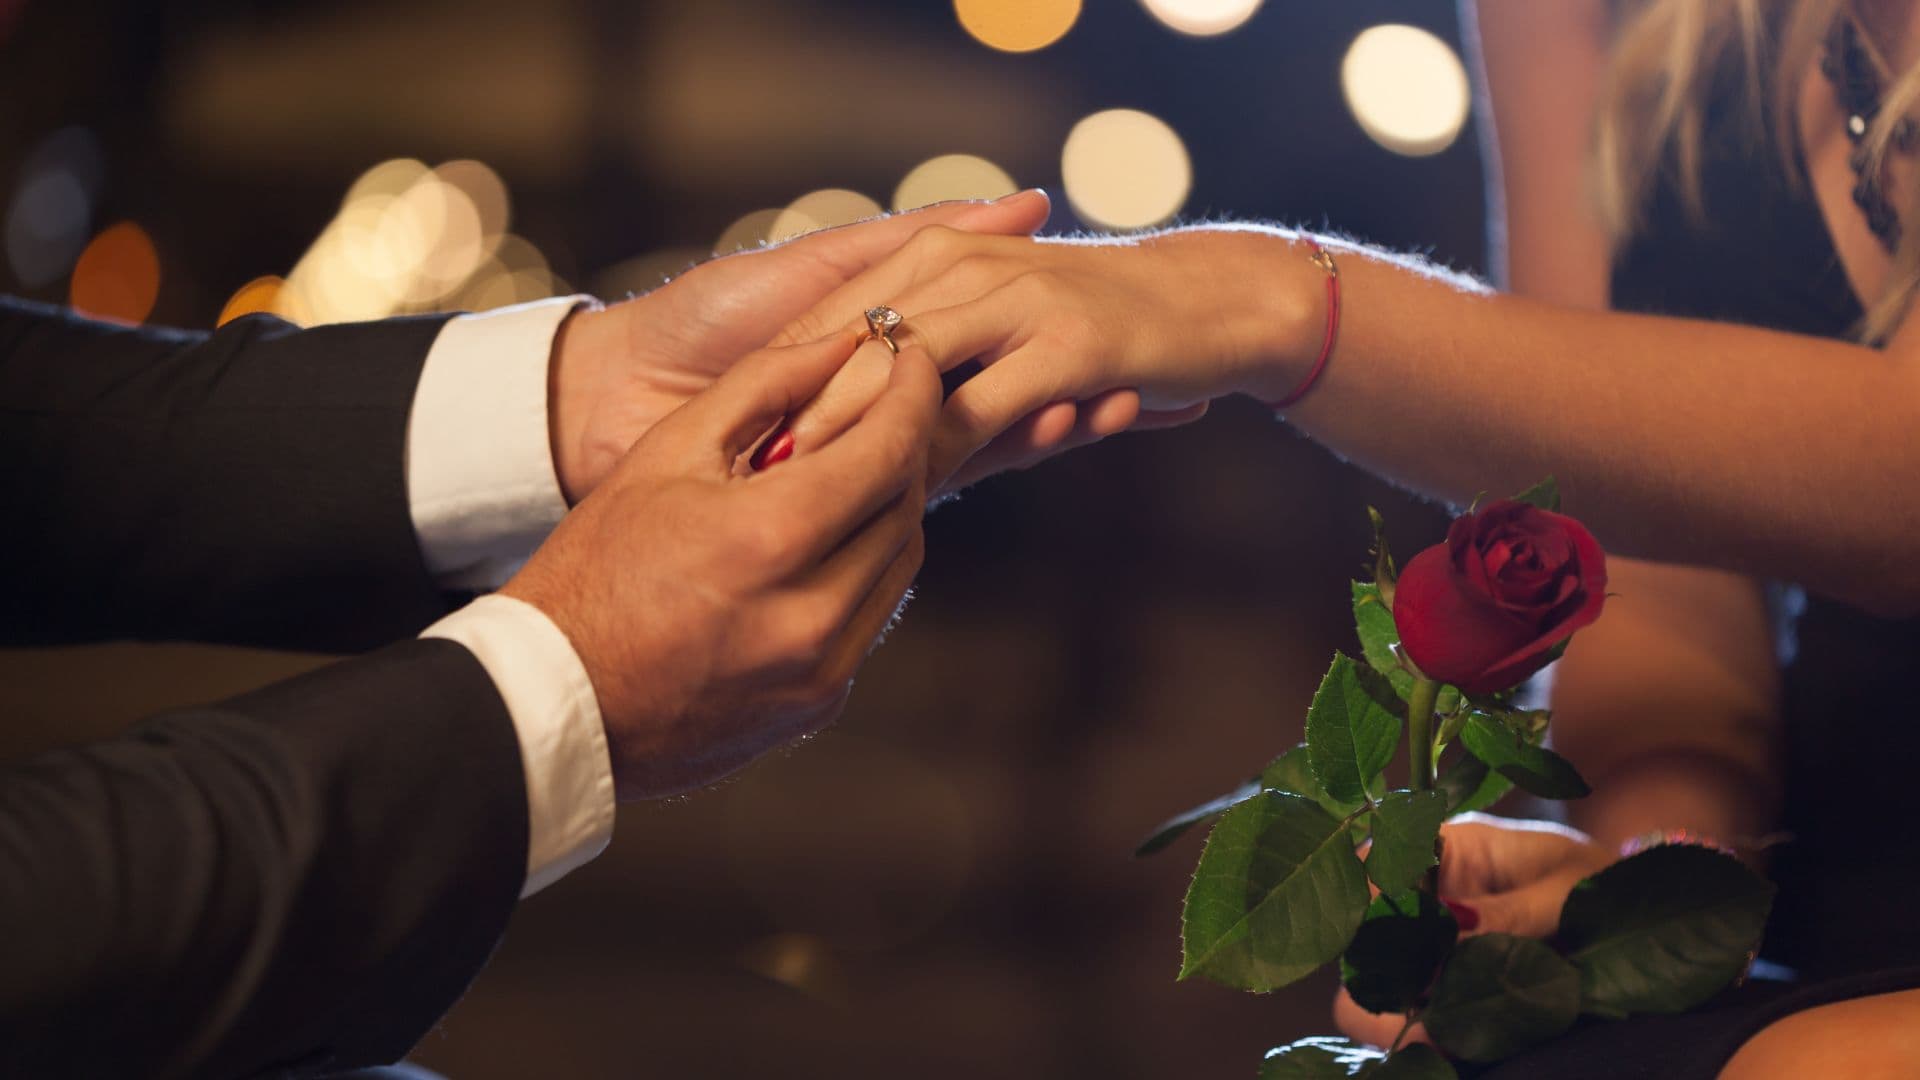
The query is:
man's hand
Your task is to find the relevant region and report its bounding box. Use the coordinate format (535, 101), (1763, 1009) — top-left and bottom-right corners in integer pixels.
(502, 333), (942, 800)
(544, 191), (1051, 504)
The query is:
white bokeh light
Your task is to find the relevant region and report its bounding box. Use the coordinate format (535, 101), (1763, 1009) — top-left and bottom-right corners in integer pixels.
(714, 208), (783, 254)
(1341, 24), (1472, 157)
(768, 189), (883, 244)
(281, 158), (533, 323)
(1138, 0), (1264, 37)
(1061, 109), (1192, 230)
(893, 154), (1018, 211)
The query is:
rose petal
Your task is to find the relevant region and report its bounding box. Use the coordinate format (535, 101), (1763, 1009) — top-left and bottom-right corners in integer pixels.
(1394, 502), (1610, 694)
(1394, 543), (1541, 692)
(1474, 522), (1608, 684)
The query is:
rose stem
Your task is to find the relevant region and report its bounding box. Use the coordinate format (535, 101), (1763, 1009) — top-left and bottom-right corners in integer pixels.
(1406, 676), (1445, 897)
(1407, 677), (1440, 792)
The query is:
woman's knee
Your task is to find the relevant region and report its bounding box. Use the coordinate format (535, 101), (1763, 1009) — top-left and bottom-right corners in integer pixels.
(1719, 989), (1920, 1079)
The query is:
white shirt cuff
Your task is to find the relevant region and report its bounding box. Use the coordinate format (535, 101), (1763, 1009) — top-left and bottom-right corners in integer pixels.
(422, 594), (615, 897)
(407, 297), (588, 592)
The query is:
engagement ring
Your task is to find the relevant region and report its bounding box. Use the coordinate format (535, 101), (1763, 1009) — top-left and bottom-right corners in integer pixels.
(862, 306), (903, 354)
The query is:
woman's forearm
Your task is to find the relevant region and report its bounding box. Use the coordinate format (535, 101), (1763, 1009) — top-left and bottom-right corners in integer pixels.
(1562, 753), (1777, 857)
(1228, 229), (1920, 612)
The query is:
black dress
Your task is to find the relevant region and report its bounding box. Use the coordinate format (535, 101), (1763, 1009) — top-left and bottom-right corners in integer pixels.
(1474, 52), (1920, 1080)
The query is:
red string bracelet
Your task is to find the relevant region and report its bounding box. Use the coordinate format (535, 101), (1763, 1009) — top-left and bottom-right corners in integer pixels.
(1267, 237), (1341, 411)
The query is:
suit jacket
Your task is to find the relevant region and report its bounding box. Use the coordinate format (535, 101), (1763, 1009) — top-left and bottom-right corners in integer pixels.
(0, 297), (531, 1078)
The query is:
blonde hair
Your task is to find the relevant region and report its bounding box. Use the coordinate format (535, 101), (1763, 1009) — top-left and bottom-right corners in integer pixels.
(1595, 0), (1920, 340)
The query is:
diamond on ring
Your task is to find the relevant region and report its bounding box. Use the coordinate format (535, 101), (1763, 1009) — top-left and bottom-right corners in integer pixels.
(864, 306), (903, 354)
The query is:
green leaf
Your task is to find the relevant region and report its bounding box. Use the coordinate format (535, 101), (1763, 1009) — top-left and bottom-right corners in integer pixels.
(1365, 790), (1448, 895)
(1353, 582), (1410, 693)
(1258, 1037), (1385, 1079)
(1348, 811), (1373, 848)
(1366, 506), (1399, 608)
(1353, 583), (1461, 712)
(1181, 791), (1371, 992)
(1352, 583), (1402, 670)
(1435, 751), (1513, 816)
(1372, 1045), (1458, 1080)
(1263, 743), (1365, 817)
(1306, 654), (1404, 806)
(1512, 475), (1561, 512)
(1341, 891), (1457, 1014)
(1137, 738), (1365, 857)
(1558, 844), (1776, 1018)
(1423, 933), (1582, 1062)
(1459, 714), (1591, 800)
(1135, 779), (1262, 857)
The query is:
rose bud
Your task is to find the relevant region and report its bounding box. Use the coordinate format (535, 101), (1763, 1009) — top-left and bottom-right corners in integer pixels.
(1392, 500), (1608, 694)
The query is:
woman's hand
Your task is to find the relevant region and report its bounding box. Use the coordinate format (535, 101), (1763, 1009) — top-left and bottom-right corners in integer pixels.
(768, 226), (1325, 494)
(1335, 814), (1617, 1050)
(545, 192), (1052, 503)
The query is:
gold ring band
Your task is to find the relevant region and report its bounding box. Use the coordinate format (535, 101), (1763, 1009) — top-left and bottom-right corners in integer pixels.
(862, 305), (903, 354)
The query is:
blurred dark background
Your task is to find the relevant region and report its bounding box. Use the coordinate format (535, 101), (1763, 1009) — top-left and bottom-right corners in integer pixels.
(0, 1), (1495, 1076)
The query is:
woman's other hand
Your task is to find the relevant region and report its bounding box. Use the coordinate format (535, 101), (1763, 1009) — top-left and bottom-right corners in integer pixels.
(1333, 814), (1616, 1050)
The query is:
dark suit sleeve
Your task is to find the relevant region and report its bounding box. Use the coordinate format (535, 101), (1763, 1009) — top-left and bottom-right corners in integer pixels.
(0, 296), (463, 652)
(0, 638), (529, 1079)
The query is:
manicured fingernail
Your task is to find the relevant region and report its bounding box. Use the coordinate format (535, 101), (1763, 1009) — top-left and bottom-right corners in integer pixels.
(996, 188), (1044, 203)
(751, 426), (794, 470)
(1442, 898), (1480, 932)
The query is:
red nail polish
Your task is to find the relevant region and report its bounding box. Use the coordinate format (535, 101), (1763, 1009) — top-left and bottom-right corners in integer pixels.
(1442, 898), (1480, 932)
(751, 427), (794, 470)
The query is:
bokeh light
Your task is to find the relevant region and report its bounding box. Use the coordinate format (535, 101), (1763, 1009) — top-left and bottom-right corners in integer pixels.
(436, 159), (511, 242)
(714, 208), (783, 254)
(344, 157), (430, 205)
(69, 222), (160, 324)
(452, 232), (568, 311)
(1138, 0), (1264, 36)
(6, 171), (90, 287)
(593, 247), (707, 299)
(1341, 24), (1472, 157)
(5, 127), (105, 287)
(892, 153), (1018, 211)
(767, 188), (883, 244)
(737, 933), (849, 1005)
(953, 0), (1081, 53)
(216, 274), (285, 326)
(279, 157), (530, 324)
(1060, 108), (1192, 229)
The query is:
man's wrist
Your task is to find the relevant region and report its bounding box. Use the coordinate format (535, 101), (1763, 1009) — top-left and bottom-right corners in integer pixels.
(422, 593), (616, 896)
(407, 297), (585, 589)
(547, 299), (614, 507)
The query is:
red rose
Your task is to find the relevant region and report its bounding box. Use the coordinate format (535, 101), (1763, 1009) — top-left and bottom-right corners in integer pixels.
(1392, 500), (1607, 694)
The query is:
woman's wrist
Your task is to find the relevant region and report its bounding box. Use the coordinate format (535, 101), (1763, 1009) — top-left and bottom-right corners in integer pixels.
(1565, 755), (1776, 867)
(1209, 229), (1338, 404)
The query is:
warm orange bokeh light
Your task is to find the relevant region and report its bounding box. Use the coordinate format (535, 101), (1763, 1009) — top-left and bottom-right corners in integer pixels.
(953, 0), (1080, 53)
(217, 275), (286, 327)
(69, 222), (160, 324)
